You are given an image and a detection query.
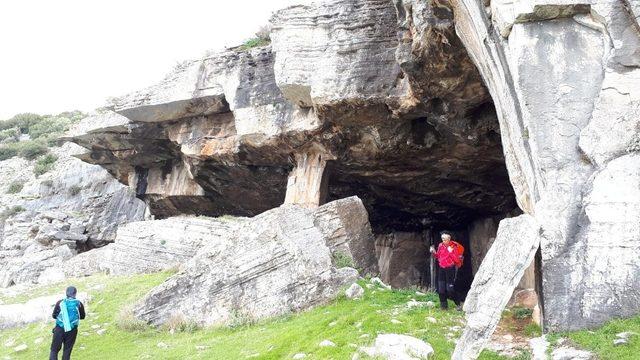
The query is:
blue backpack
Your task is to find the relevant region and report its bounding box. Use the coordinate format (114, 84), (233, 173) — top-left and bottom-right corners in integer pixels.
(56, 298), (80, 332)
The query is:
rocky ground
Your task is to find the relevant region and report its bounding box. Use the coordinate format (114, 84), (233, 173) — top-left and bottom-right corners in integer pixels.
(0, 142), (146, 288)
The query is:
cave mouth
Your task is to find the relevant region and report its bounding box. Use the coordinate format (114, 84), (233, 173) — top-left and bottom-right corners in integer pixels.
(324, 100), (520, 298)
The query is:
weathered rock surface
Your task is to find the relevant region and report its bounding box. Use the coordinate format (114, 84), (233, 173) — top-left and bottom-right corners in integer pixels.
(132, 198), (369, 326)
(453, 215), (540, 360)
(375, 232), (429, 288)
(450, 0), (640, 348)
(69, 0), (516, 233)
(0, 143), (146, 287)
(359, 334), (434, 360)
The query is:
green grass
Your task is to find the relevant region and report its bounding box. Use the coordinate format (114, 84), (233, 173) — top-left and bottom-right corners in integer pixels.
(238, 37), (270, 51)
(547, 315), (640, 360)
(0, 273), (471, 360)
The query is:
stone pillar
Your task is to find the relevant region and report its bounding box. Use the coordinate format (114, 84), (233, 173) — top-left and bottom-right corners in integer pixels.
(284, 146), (334, 207)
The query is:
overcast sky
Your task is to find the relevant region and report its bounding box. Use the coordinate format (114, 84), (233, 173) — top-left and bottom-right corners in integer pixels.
(0, 0), (309, 119)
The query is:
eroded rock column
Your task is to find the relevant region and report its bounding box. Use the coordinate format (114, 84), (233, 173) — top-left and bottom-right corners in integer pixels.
(284, 146), (335, 208)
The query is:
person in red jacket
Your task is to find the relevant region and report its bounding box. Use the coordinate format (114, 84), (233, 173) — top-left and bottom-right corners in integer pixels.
(430, 231), (463, 310)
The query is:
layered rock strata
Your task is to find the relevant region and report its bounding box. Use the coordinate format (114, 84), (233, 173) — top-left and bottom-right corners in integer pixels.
(132, 197), (372, 327)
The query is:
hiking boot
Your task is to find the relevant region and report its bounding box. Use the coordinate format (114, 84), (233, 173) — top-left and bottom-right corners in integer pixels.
(440, 303), (449, 310)
(455, 303), (463, 312)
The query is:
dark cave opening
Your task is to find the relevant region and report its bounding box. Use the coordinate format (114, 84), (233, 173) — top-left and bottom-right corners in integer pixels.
(324, 101), (521, 298)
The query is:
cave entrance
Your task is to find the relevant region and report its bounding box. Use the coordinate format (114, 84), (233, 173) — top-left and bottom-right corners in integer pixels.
(325, 99), (528, 301)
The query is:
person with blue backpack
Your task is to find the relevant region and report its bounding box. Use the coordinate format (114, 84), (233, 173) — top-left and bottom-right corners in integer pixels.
(50, 286), (86, 360)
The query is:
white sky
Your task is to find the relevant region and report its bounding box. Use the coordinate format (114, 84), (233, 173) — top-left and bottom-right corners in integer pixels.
(0, 0), (308, 119)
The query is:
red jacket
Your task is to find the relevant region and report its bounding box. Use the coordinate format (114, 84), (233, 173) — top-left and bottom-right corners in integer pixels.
(433, 241), (463, 269)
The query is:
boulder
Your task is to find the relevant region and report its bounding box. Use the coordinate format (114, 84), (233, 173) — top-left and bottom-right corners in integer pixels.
(132, 198), (369, 327)
(453, 215), (540, 359)
(345, 283), (365, 299)
(359, 334), (434, 360)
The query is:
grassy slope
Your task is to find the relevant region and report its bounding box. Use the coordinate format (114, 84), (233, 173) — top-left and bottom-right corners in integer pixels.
(1, 272), (637, 359)
(1, 272), (471, 359)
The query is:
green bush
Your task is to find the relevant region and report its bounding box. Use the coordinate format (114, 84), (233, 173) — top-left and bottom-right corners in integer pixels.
(68, 184), (82, 196)
(6, 181), (24, 194)
(34, 153), (58, 176)
(0, 128), (19, 142)
(0, 205), (26, 219)
(0, 146), (18, 161)
(512, 306), (533, 320)
(0, 113), (42, 133)
(17, 141), (48, 160)
(28, 116), (73, 140)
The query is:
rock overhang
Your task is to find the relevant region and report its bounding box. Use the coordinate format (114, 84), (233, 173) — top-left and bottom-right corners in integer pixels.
(67, 0), (517, 230)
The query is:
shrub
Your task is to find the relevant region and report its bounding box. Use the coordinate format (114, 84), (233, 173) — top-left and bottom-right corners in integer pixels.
(68, 184), (82, 196)
(332, 250), (355, 269)
(34, 153), (58, 176)
(28, 116), (73, 140)
(116, 307), (149, 332)
(255, 24), (271, 41)
(6, 181), (24, 194)
(0, 113), (42, 133)
(162, 314), (200, 333)
(0, 128), (19, 142)
(0, 146), (18, 161)
(0, 205), (26, 219)
(17, 141), (48, 160)
(512, 306), (533, 320)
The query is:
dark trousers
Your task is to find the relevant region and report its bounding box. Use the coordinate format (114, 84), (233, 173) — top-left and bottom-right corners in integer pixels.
(437, 266), (460, 308)
(50, 326), (77, 360)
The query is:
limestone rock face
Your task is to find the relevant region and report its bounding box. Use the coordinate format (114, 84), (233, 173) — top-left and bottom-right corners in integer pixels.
(375, 232), (429, 288)
(132, 198), (367, 326)
(0, 143), (146, 287)
(69, 0), (516, 233)
(102, 216), (237, 275)
(451, 0), (640, 340)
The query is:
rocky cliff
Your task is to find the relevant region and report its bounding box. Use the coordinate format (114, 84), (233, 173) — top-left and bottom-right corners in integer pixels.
(0, 142), (146, 287)
(61, 0), (639, 357)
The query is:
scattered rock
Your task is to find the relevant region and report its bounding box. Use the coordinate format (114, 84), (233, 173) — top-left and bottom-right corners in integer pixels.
(13, 344), (27, 352)
(360, 334), (434, 359)
(345, 283), (364, 299)
(157, 342), (169, 349)
(33, 337), (43, 345)
(406, 299), (424, 308)
(195, 345), (208, 351)
(319, 340), (336, 347)
(390, 319), (402, 324)
(426, 317), (437, 324)
(529, 335), (549, 360)
(292, 354), (306, 359)
(613, 338), (627, 346)
(96, 329), (106, 336)
(551, 346), (594, 360)
(370, 277), (391, 290)
(615, 331), (637, 340)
